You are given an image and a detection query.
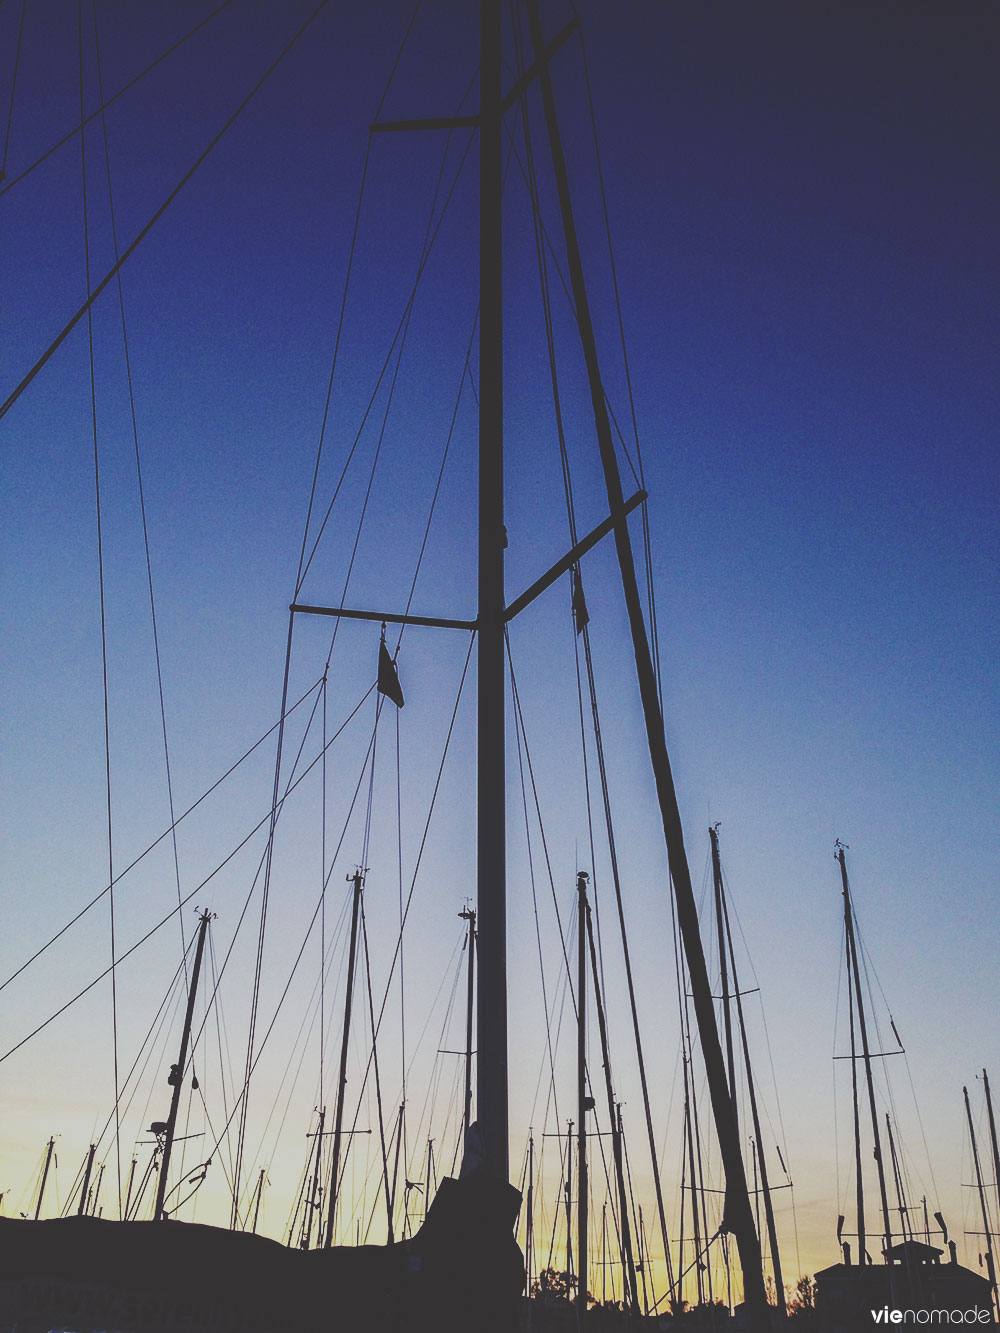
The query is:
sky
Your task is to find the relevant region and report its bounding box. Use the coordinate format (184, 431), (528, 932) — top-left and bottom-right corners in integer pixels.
(0, 0), (997, 1310)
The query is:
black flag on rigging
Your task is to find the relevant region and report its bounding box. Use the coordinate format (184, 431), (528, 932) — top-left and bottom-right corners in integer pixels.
(378, 638), (405, 708)
(572, 566), (589, 634)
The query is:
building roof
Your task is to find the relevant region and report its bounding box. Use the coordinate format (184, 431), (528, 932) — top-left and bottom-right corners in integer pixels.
(883, 1239), (944, 1262)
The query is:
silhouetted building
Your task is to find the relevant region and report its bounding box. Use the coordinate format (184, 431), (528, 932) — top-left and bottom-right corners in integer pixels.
(814, 1239), (993, 1330)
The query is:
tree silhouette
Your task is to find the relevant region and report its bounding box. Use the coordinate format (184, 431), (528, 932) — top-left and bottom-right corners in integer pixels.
(787, 1274), (818, 1325)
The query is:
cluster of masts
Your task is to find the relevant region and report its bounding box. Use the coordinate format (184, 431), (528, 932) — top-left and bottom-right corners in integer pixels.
(10, 833), (999, 1329)
(2, 9), (993, 1331)
(835, 841), (1000, 1322)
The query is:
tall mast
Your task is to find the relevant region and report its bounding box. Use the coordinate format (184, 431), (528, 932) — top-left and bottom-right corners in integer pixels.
(689, 1061), (715, 1309)
(91, 1161), (105, 1216)
(565, 1120), (574, 1281)
(34, 1137), (55, 1220)
(76, 1144), (96, 1217)
(710, 825), (737, 1116)
(524, 3), (769, 1319)
(983, 1071), (1000, 1234)
(846, 900), (865, 1264)
(576, 871), (589, 1328)
(838, 845), (894, 1267)
(324, 868), (364, 1247)
(250, 1168), (266, 1234)
(154, 907), (211, 1221)
(460, 906), (476, 1140)
(682, 1048), (705, 1309)
(965, 1084), (998, 1312)
(301, 1107), (325, 1249)
(585, 898), (640, 1310)
(885, 1114), (911, 1242)
(476, 0), (507, 1184)
(526, 1132), (535, 1296)
(123, 1156), (137, 1220)
(676, 1097), (687, 1313)
(637, 1204), (650, 1315)
(601, 1201), (608, 1306)
(715, 837), (787, 1316)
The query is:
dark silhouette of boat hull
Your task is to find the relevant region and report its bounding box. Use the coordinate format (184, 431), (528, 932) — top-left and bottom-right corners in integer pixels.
(0, 1174), (523, 1332)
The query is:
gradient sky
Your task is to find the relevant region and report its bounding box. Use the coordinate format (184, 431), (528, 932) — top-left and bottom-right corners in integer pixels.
(1, 0), (997, 1305)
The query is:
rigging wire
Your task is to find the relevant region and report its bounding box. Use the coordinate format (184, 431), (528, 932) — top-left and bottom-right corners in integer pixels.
(0, 676), (324, 997)
(511, 30), (680, 1289)
(0, 0), (26, 182)
(293, 0), (423, 595)
(511, 0), (607, 1012)
(295, 125), (478, 592)
(307, 256), (482, 1158)
(89, 0), (190, 991)
(320, 676), (328, 1105)
(404, 928), (466, 1185)
(221, 701), (384, 1218)
(322, 636), (476, 1225)
(218, 615), (460, 1227)
(498, 113), (643, 493)
(511, 666), (561, 1137)
(76, 0), (121, 1216)
(91, 945), (191, 1160)
(208, 928), (239, 1199)
(296, 55), (481, 606)
(312, 703), (386, 1242)
(508, 629), (626, 1298)
(231, 620), (296, 1218)
(227, 888), (357, 1223)
(506, 647), (574, 998)
(0, 0), (236, 201)
(0, 0), (333, 425)
(393, 307), (479, 656)
(261, 169), (482, 1217)
(575, 24), (663, 705)
(720, 856), (802, 1280)
(233, 551), (386, 1221)
(395, 702), (407, 1175)
(0, 683), (374, 1067)
(361, 900), (394, 1242)
(507, 649), (596, 1241)
(853, 907), (941, 1210)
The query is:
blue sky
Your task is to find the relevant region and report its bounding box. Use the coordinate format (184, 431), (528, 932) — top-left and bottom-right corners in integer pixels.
(1, 0), (997, 1301)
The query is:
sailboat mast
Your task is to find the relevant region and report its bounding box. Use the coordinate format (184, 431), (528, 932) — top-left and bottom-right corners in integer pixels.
(324, 869), (364, 1247)
(838, 846), (894, 1265)
(250, 1168), (265, 1234)
(526, 1132), (535, 1294)
(74, 1144), (95, 1218)
(34, 1137), (55, 1220)
(964, 1084), (999, 1310)
(885, 1113), (910, 1241)
(682, 1049), (705, 1309)
(154, 907), (211, 1221)
(476, 0), (507, 1184)
(460, 906), (476, 1139)
(584, 900), (640, 1310)
(846, 905), (866, 1264)
(709, 825), (737, 1115)
(576, 872), (589, 1326)
(91, 1162), (105, 1217)
(983, 1071), (1000, 1230)
(565, 1120), (574, 1281)
(302, 1107), (325, 1249)
(123, 1156), (137, 1221)
(524, 3), (768, 1319)
(715, 841), (787, 1316)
